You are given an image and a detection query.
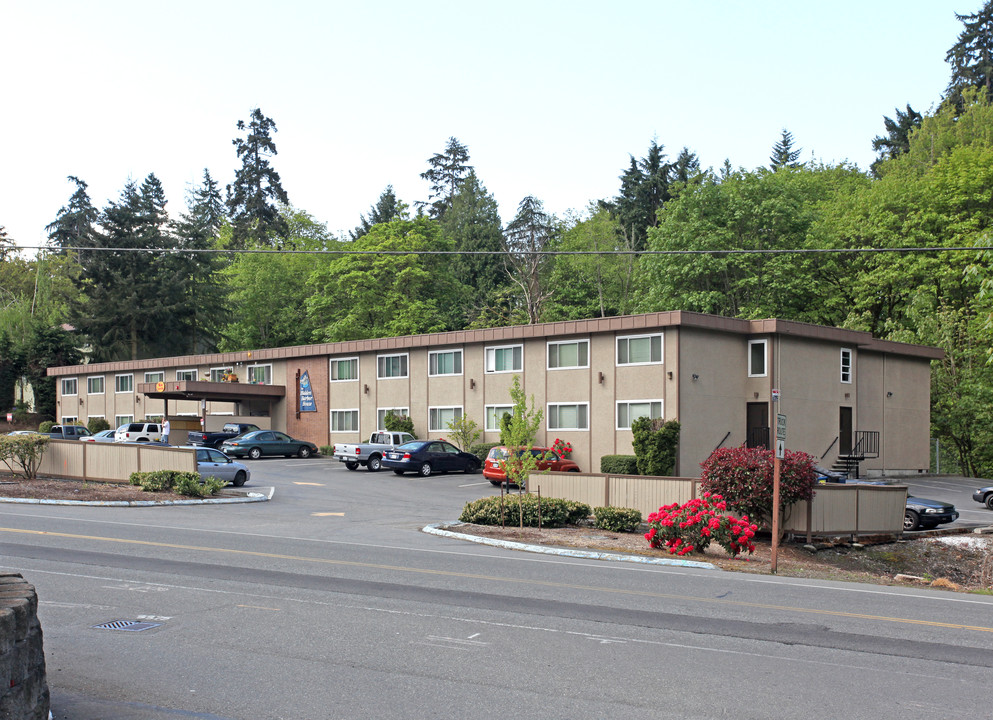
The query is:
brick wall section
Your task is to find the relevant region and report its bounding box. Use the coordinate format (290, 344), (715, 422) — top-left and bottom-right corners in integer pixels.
(0, 574), (50, 720)
(286, 358), (330, 449)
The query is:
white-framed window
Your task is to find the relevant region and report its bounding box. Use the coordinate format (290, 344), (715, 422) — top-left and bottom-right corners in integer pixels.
(87, 376), (105, 395)
(115, 415), (134, 428)
(485, 344), (522, 373)
(144, 371), (164, 384)
(547, 339), (589, 370)
(61, 415), (78, 425)
(547, 403), (589, 430)
(840, 348), (853, 384)
(209, 367), (233, 383)
(330, 357), (359, 382)
(377, 353), (408, 379)
(330, 409), (359, 433)
(377, 407), (410, 429)
(115, 374), (133, 393)
(616, 400), (664, 430)
(485, 405), (514, 432)
(61, 378), (77, 396)
(429, 349), (463, 377)
(748, 339), (767, 377)
(617, 334), (663, 365)
(429, 406), (463, 432)
(176, 369), (198, 382)
(246, 364), (272, 384)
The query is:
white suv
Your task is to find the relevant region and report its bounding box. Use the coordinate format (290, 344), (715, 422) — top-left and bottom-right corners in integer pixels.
(114, 422), (163, 443)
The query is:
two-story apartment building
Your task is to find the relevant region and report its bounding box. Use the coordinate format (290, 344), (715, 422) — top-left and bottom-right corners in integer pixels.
(47, 311), (942, 476)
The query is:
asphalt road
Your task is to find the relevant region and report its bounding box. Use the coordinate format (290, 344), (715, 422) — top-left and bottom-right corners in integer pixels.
(2, 459), (992, 719)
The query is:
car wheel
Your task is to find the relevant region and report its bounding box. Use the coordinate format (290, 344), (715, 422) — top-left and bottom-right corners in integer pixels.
(298, 446), (312, 459)
(368, 455), (382, 472)
(248, 447), (262, 460)
(986, 494), (993, 511)
(567, 468), (579, 473)
(464, 459), (479, 473)
(233, 470), (247, 487)
(419, 462), (433, 477)
(345, 462), (359, 471)
(489, 479), (502, 486)
(393, 469), (405, 476)
(904, 509), (921, 531)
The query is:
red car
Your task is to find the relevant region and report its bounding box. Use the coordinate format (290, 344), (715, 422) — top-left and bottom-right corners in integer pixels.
(483, 446), (580, 486)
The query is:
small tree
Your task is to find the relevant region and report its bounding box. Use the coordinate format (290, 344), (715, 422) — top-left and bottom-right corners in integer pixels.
(631, 417), (680, 476)
(0, 434), (49, 479)
(382, 411), (416, 438)
(498, 376), (544, 527)
(446, 414), (481, 452)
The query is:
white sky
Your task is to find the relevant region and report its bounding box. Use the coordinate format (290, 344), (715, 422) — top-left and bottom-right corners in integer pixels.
(1, 1), (967, 251)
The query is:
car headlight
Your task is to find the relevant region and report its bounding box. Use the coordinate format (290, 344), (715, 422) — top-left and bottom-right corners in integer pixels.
(924, 508), (942, 513)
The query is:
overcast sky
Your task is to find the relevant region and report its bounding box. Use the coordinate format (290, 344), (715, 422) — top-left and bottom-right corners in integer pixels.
(1, 1), (968, 251)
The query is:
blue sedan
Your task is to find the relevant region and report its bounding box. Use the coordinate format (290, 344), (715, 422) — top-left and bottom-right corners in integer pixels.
(382, 440), (480, 476)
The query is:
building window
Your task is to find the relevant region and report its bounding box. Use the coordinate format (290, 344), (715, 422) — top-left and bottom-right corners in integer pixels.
(145, 371), (164, 384)
(330, 410), (359, 432)
(115, 415), (133, 428)
(429, 406), (463, 432)
(61, 416), (78, 425)
(548, 340), (589, 370)
(87, 376), (105, 395)
(176, 369), (198, 382)
(616, 400), (663, 430)
(485, 405), (514, 432)
(115, 374), (133, 394)
(61, 378), (77, 396)
(246, 364), (272, 384)
(748, 340), (767, 377)
(331, 357), (359, 382)
(547, 403), (589, 430)
(485, 345), (522, 373)
(840, 348), (853, 384)
(377, 354), (408, 379)
(617, 334), (663, 365)
(377, 407), (409, 429)
(429, 349), (463, 377)
(209, 367), (233, 383)
(87, 415), (104, 425)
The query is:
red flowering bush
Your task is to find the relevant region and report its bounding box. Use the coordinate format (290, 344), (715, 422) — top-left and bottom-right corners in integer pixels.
(700, 447), (816, 528)
(644, 493), (757, 557)
(551, 438), (573, 458)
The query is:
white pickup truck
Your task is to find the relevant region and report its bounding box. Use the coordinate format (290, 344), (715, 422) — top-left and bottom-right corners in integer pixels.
(332, 431), (416, 471)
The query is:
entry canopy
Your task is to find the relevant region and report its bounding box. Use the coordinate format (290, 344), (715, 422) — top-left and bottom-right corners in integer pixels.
(137, 380), (286, 403)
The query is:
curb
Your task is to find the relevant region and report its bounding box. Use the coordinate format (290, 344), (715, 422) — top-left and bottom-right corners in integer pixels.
(0, 486), (275, 507)
(423, 521), (718, 569)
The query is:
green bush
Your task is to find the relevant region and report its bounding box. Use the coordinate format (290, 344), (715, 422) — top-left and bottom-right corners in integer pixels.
(87, 417), (111, 434)
(38, 421), (55, 433)
(128, 470), (222, 497)
(459, 494), (591, 528)
(319, 445), (334, 456)
(12, 401), (30, 423)
(383, 412), (416, 437)
(0, 434), (50, 479)
(632, 418), (680, 476)
(175, 473), (223, 497)
(469, 442), (500, 461)
(592, 506), (642, 532)
(600, 455), (639, 475)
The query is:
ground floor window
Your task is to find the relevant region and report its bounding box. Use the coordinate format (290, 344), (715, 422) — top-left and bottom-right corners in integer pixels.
(331, 410), (359, 432)
(61, 416), (78, 425)
(115, 415), (134, 428)
(485, 405), (514, 432)
(616, 400), (663, 430)
(429, 406), (463, 432)
(547, 403), (589, 431)
(378, 407), (409, 430)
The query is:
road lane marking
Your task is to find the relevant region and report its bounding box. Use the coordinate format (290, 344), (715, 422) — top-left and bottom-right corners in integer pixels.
(293, 482), (326, 486)
(3, 526), (993, 635)
(237, 604), (281, 611)
(312, 512), (345, 516)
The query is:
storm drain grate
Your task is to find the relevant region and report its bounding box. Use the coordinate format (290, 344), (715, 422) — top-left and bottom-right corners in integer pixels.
(92, 620), (162, 632)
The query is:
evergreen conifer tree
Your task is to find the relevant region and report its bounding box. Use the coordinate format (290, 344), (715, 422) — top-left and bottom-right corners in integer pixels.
(350, 185), (405, 240)
(870, 105), (923, 175)
(226, 108), (290, 248)
(419, 137), (472, 219)
(503, 196), (556, 324)
(946, 1), (993, 107)
(769, 129), (802, 170)
(45, 176), (99, 253)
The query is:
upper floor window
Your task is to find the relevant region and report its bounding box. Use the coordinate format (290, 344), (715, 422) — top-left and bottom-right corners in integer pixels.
(840, 348), (853, 384)
(748, 340), (767, 377)
(87, 376), (105, 395)
(616, 400), (663, 430)
(429, 349), (463, 377)
(377, 354), (408, 379)
(209, 367), (232, 383)
(144, 371), (164, 384)
(176, 369), (198, 382)
(247, 364), (272, 384)
(485, 345), (522, 373)
(115, 374), (133, 393)
(61, 378), (77, 396)
(331, 357), (359, 382)
(548, 339), (589, 370)
(617, 334), (663, 365)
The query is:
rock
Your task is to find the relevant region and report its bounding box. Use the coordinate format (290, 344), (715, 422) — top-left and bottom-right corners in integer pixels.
(894, 573), (926, 583)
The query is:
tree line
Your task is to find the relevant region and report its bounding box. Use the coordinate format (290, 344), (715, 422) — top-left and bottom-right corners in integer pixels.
(3, 1), (993, 474)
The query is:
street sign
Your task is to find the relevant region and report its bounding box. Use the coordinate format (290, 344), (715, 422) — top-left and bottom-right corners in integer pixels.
(776, 414), (787, 441)
(772, 388), (780, 402)
(776, 439), (785, 459)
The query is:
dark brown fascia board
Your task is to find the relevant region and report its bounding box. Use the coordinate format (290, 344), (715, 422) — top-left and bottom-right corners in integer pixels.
(46, 310), (941, 376)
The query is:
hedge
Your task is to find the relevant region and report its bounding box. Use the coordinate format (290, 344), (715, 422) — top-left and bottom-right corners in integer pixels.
(600, 455), (639, 474)
(459, 494), (591, 528)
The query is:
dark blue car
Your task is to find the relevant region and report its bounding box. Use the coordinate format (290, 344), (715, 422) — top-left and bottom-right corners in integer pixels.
(382, 440), (480, 476)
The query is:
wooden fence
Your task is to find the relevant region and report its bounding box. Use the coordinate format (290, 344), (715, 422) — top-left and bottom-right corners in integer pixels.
(38, 440), (197, 483)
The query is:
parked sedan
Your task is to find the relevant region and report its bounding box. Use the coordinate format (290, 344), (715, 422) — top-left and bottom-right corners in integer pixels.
(219, 430), (318, 460)
(79, 429), (118, 443)
(973, 485), (993, 510)
(905, 495), (960, 531)
(483, 446), (580, 486)
(188, 446), (251, 486)
(382, 440), (480, 476)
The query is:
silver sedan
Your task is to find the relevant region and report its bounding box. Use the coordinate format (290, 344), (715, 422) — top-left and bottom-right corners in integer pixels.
(188, 446), (251, 487)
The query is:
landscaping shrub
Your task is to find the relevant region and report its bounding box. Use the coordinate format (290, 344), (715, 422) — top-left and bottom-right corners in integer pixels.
(383, 412), (416, 437)
(469, 442), (500, 462)
(319, 445), (335, 457)
(645, 493), (757, 557)
(632, 418), (680, 476)
(129, 470), (222, 497)
(700, 446), (816, 527)
(175, 473), (224, 497)
(593, 506), (642, 532)
(87, 417), (111, 434)
(0, 434), (49, 479)
(600, 455), (639, 475)
(459, 494), (591, 528)
(38, 421), (55, 433)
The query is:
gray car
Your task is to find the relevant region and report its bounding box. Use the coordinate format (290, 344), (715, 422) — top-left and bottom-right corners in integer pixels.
(188, 446), (251, 487)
